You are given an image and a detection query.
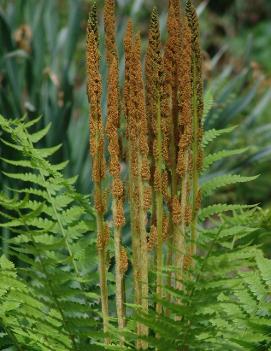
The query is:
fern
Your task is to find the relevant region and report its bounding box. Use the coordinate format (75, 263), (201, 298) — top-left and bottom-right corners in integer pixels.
(203, 89), (214, 121)
(0, 0), (270, 348)
(199, 203), (255, 220)
(1, 108), (270, 351)
(201, 174), (258, 196)
(0, 115), (101, 350)
(202, 126), (237, 148)
(2, 108), (268, 351)
(102, 85), (269, 350)
(202, 148), (248, 171)
(110, 209), (269, 351)
(0, 255), (72, 351)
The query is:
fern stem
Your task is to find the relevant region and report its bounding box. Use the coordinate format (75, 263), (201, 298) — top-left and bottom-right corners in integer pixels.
(114, 226), (126, 329)
(137, 153), (149, 348)
(145, 7), (164, 315)
(95, 186), (110, 340)
(166, 216), (174, 315)
(98, 247), (109, 337)
(127, 144), (143, 349)
(186, 0), (204, 259)
(106, 55), (127, 338)
(191, 60), (199, 257)
(112, 199), (126, 333)
(127, 131), (141, 301)
(43, 177), (80, 275)
(175, 152), (190, 291)
(124, 23), (144, 347)
(169, 108), (179, 287)
(155, 100), (164, 315)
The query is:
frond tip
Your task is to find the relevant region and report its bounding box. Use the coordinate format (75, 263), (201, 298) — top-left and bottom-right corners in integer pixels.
(104, 0), (118, 64)
(88, 1), (98, 42)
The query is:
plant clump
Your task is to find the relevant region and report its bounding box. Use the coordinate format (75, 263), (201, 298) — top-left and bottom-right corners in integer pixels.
(87, 0), (203, 348)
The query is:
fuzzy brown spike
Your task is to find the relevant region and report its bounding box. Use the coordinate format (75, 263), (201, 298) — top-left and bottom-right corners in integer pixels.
(173, 0), (181, 17)
(129, 33), (150, 347)
(145, 7), (161, 186)
(177, 17), (192, 176)
(164, 0), (183, 295)
(88, 1), (98, 43)
(173, 15), (193, 293)
(123, 22), (145, 349)
(146, 7), (162, 87)
(106, 57), (124, 222)
(106, 57), (127, 333)
(124, 21), (133, 127)
(169, 0), (181, 28)
(167, 1), (179, 39)
(147, 225), (157, 251)
(145, 8), (168, 313)
(104, 0), (118, 65)
(120, 246), (129, 275)
(86, 28), (105, 206)
(186, 0), (199, 42)
(186, 0), (204, 258)
(164, 1), (181, 164)
(106, 59), (119, 131)
(186, 0), (204, 129)
(87, 14), (109, 341)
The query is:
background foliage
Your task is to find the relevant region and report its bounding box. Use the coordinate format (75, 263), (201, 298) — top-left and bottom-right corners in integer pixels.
(1, 0), (271, 202)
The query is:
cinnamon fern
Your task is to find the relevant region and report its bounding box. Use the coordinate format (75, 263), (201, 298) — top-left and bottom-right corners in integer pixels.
(0, 115), (100, 350)
(0, 1), (270, 351)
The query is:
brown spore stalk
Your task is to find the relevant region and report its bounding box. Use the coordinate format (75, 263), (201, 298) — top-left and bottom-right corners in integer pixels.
(186, 0), (204, 258)
(163, 1), (183, 290)
(86, 0), (204, 346)
(130, 33), (150, 348)
(86, 2), (109, 339)
(145, 7), (168, 314)
(104, 0), (128, 335)
(175, 16), (193, 290)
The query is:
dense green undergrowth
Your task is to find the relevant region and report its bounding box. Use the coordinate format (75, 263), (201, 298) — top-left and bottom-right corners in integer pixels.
(0, 113), (270, 350)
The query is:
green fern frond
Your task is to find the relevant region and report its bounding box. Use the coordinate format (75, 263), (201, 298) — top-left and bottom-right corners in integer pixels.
(0, 115), (100, 350)
(202, 126), (237, 148)
(28, 123), (52, 143)
(199, 204), (255, 220)
(201, 174), (258, 196)
(203, 89), (214, 120)
(203, 148), (248, 171)
(0, 255), (72, 351)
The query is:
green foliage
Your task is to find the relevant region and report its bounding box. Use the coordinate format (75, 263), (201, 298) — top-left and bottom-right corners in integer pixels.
(0, 115), (101, 350)
(1, 109), (270, 350)
(204, 64), (271, 205)
(106, 209), (271, 351)
(0, 0), (91, 194)
(0, 255), (71, 351)
(1, 0), (270, 205)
